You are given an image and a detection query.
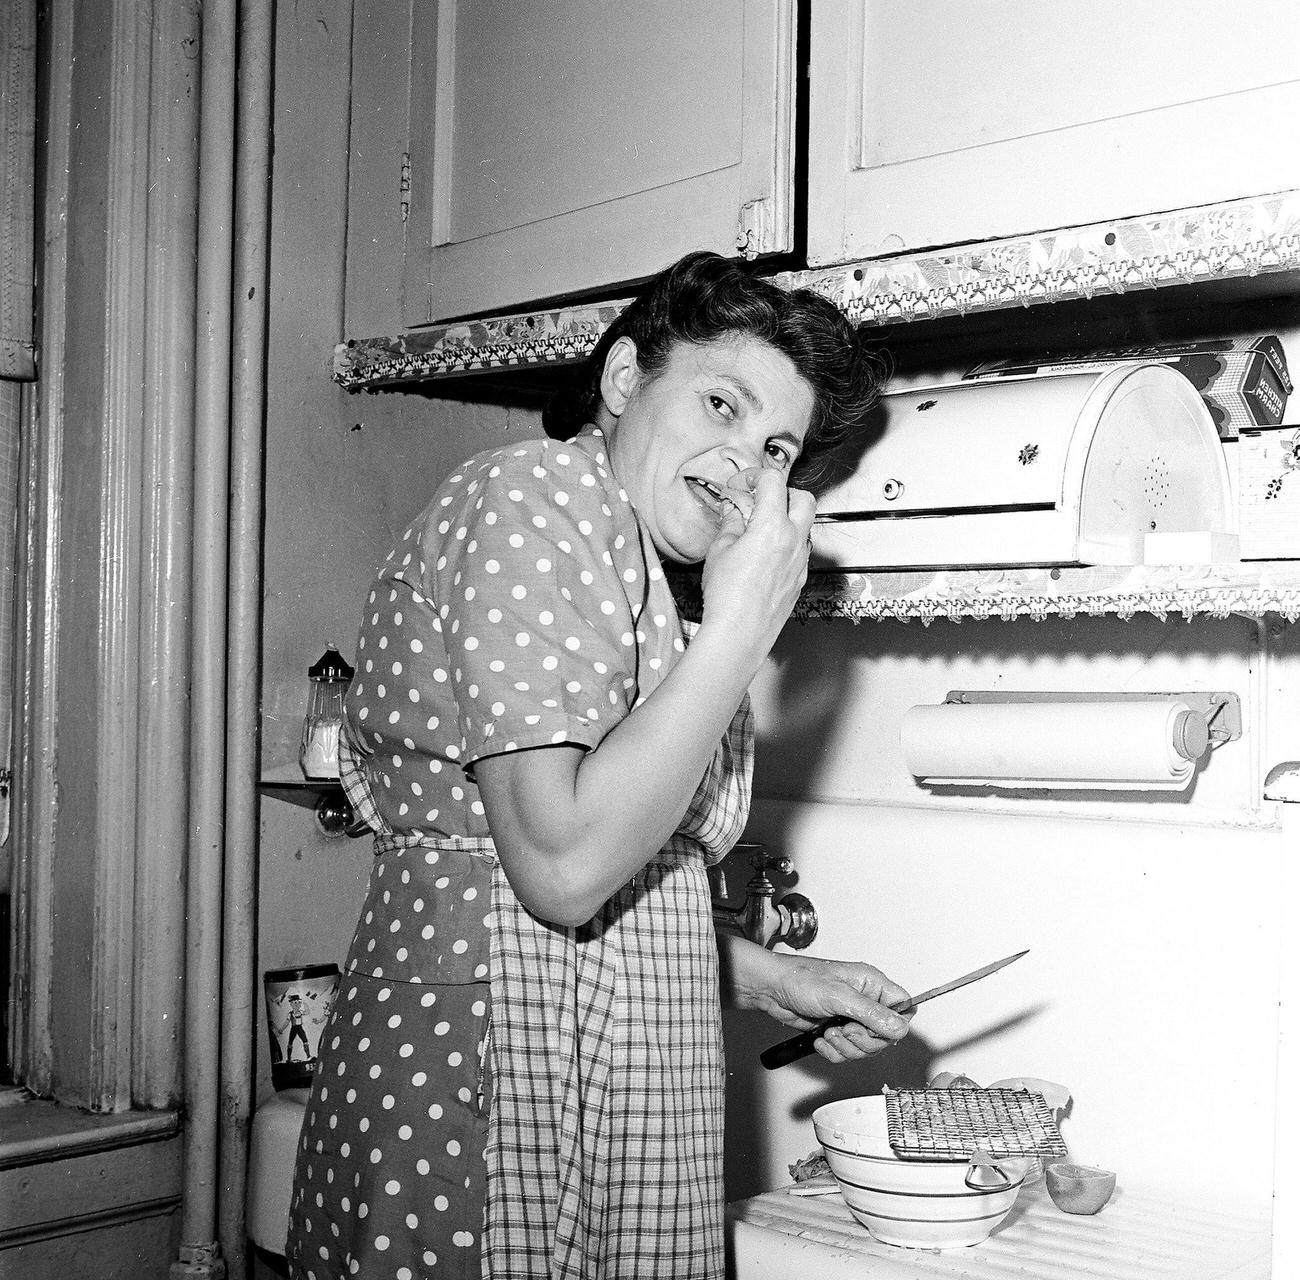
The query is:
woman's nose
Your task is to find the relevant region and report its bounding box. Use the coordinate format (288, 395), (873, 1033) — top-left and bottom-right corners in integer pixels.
(720, 436), (765, 473)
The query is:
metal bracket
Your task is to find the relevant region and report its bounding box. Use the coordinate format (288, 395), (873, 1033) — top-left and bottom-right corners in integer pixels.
(1264, 760), (1300, 802)
(735, 198), (772, 260)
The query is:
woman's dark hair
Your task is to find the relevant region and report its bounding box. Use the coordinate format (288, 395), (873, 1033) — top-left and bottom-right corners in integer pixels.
(542, 251), (884, 489)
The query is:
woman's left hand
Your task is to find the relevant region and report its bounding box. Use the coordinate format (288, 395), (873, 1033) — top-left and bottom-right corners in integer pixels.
(724, 943), (913, 1063)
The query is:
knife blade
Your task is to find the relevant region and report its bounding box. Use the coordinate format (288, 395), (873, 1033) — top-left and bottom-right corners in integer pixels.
(759, 949), (1028, 1070)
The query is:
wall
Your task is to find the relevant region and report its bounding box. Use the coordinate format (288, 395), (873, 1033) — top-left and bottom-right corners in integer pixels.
(723, 611), (1295, 1210)
(719, 299), (1300, 1212)
(257, 0), (1298, 1234)
(254, 1), (540, 1105)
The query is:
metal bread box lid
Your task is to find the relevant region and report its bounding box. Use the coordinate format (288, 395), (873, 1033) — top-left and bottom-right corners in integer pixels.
(812, 363), (1236, 570)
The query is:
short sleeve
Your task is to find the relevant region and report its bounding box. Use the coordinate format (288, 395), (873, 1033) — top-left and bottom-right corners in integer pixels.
(428, 442), (646, 769)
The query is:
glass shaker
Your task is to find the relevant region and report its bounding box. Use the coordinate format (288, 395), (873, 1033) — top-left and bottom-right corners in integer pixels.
(299, 645), (355, 780)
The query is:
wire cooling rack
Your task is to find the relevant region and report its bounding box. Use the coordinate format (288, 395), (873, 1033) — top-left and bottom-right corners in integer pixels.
(886, 1088), (1069, 1160)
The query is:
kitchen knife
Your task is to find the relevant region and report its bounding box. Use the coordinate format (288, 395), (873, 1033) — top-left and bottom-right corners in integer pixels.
(759, 949), (1028, 1070)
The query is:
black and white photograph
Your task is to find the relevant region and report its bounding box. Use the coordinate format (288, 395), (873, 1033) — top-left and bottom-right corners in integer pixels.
(1, 3), (1297, 1279)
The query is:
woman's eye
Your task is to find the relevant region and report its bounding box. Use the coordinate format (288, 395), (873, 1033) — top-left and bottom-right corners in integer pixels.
(766, 441), (792, 468)
(707, 394), (735, 418)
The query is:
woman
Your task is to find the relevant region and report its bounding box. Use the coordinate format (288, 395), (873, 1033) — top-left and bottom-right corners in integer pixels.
(287, 251), (911, 1280)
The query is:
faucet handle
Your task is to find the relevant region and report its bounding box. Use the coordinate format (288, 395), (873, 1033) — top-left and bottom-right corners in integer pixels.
(774, 892), (818, 950)
(749, 848), (793, 877)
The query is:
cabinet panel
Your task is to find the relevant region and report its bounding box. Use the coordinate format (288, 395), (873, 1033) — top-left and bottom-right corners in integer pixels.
(405, 0), (795, 324)
(808, 0), (1300, 264)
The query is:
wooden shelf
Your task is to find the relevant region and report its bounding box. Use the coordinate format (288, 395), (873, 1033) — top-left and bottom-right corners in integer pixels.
(794, 561), (1300, 624)
(332, 189), (1300, 392)
(667, 561), (1300, 625)
(258, 774), (366, 837)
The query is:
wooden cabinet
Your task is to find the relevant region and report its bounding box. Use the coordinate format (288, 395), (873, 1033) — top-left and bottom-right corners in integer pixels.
(336, 5), (1300, 623)
(346, 1), (1300, 330)
(385, 0), (797, 326)
(806, 0), (1300, 264)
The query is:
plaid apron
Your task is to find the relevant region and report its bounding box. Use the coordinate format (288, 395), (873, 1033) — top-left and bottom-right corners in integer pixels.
(483, 686), (754, 1279)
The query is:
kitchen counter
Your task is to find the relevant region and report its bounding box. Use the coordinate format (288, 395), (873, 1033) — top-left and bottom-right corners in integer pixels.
(727, 1180), (1272, 1280)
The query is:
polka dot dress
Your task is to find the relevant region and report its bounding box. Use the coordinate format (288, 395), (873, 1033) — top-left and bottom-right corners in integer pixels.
(287, 427), (753, 1280)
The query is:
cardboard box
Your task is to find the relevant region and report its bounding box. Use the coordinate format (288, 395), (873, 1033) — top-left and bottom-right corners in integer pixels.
(1237, 424), (1300, 559)
(966, 335), (1291, 440)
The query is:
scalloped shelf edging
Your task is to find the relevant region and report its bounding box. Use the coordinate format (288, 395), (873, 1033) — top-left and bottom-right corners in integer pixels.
(333, 189), (1300, 391)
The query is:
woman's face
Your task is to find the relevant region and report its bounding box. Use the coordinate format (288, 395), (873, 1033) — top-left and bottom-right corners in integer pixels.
(600, 334), (815, 564)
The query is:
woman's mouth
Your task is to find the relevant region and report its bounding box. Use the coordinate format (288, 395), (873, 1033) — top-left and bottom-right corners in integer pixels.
(685, 476), (751, 527)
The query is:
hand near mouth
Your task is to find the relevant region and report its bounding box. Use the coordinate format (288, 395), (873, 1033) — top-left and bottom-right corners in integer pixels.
(717, 467), (759, 532)
(720, 469), (759, 530)
(700, 469), (817, 666)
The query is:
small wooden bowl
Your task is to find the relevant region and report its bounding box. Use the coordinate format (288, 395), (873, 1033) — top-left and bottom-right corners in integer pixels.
(1045, 1162), (1116, 1214)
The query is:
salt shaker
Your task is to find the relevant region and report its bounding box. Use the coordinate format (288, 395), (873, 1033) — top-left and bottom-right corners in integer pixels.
(299, 645), (354, 780)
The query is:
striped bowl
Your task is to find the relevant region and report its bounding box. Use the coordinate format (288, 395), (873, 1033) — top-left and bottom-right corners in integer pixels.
(812, 1095), (1029, 1249)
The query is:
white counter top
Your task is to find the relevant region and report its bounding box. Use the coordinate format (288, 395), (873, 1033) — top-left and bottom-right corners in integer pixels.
(727, 1180), (1272, 1280)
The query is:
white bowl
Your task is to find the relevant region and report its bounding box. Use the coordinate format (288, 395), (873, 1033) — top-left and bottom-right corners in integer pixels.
(812, 1095), (1029, 1249)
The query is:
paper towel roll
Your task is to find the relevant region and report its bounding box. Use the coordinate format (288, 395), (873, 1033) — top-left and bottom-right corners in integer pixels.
(901, 698), (1202, 791)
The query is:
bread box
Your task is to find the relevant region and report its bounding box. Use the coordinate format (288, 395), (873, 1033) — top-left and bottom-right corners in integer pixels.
(812, 364), (1237, 570)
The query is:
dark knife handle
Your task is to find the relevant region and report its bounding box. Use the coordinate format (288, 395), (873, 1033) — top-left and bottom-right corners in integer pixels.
(759, 1016), (849, 1069)
(760, 992), (920, 1070)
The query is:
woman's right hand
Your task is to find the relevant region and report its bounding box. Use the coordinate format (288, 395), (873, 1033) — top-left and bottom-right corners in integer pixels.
(699, 468), (816, 663)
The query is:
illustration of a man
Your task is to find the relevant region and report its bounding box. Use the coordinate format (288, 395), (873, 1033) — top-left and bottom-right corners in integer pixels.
(285, 992), (311, 1061)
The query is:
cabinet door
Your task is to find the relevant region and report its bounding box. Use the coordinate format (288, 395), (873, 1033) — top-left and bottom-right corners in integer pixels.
(808, 0), (1300, 264)
(403, 0), (796, 324)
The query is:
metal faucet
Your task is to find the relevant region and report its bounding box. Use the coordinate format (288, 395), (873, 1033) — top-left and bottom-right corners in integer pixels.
(709, 842), (818, 950)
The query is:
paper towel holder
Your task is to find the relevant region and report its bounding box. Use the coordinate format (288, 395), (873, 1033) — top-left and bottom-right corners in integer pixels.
(942, 690), (1241, 762)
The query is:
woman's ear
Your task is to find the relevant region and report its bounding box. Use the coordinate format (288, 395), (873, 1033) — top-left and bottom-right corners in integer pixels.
(598, 336), (640, 420)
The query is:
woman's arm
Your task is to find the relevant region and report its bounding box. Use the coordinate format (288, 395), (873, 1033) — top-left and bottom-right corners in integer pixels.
(717, 933), (913, 1062)
(475, 471), (813, 926)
